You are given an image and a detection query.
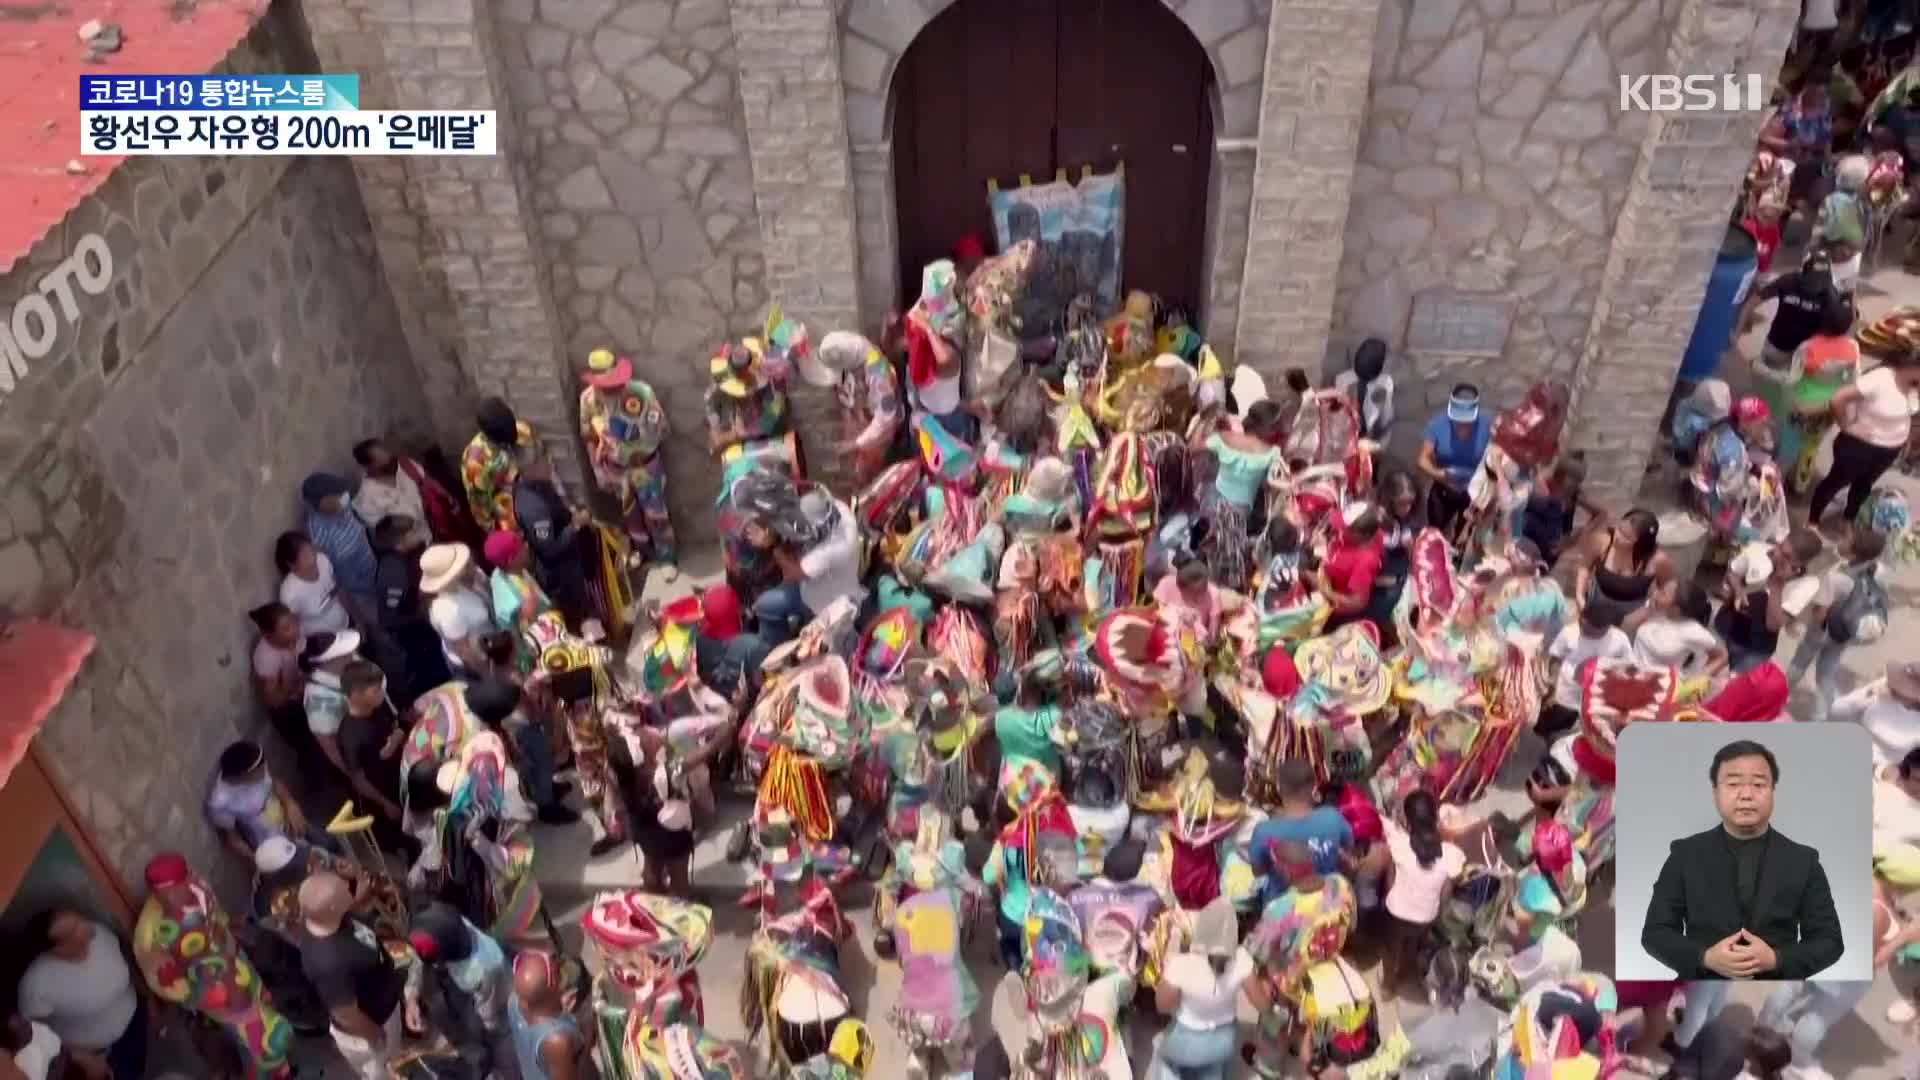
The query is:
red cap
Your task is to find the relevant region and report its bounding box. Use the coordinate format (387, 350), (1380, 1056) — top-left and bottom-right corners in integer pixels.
(1532, 819), (1574, 875)
(1703, 661), (1790, 722)
(483, 530), (524, 568)
(954, 234), (987, 263)
(1733, 396), (1771, 425)
(660, 595), (705, 627)
(700, 585), (743, 640)
(408, 931), (441, 961)
(1261, 646), (1302, 700)
(144, 852), (191, 890)
(1336, 785), (1384, 846)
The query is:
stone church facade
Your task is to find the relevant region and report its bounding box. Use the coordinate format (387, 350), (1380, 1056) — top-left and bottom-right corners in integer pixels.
(300, 0), (1799, 523)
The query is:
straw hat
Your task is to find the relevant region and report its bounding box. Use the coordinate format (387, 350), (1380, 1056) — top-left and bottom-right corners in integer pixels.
(800, 330), (876, 389)
(307, 630), (362, 666)
(418, 543), (473, 594)
(582, 348), (634, 389)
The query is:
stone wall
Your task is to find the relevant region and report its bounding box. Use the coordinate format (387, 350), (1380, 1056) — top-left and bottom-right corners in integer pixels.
(0, 14), (430, 895)
(1567, 0), (1799, 503)
(492, 0), (771, 533)
(1332, 0), (1676, 457)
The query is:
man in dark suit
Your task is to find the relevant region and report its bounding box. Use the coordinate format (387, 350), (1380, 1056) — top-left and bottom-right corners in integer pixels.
(1641, 739), (1843, 980)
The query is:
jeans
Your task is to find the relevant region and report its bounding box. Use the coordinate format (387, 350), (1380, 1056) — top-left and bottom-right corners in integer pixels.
(754, 584), (813, 647)
(1151, 1020), (1237, 1080)
(1785, 631), (1847, 722)
(1810, 431), (1902, 525)
(1674, 980), (1731, 1049)
(1725, 641), (1774, 675)
(107, 994), (148, 1079)
(510, 720), (557, 809)
(1759, 980), (1873, 1066)
(997, 910), (1024, 969)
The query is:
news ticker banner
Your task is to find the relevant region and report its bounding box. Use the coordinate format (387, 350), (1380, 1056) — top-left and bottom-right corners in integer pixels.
(78, 75), (495, 156)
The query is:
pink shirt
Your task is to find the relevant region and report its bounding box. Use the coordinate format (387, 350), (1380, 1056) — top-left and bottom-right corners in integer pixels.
(1153, 575), (1221, 640)
(1383, 821), (1467, 924)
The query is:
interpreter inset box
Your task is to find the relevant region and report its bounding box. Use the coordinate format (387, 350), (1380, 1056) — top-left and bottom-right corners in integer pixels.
(1613, 722), (1872, 982)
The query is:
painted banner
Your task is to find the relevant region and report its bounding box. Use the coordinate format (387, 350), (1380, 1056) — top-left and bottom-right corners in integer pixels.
(989, 167), (1125, 337)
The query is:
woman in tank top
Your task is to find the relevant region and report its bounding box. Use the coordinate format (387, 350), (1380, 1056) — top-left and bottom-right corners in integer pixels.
(1572, 509), (1672, 626)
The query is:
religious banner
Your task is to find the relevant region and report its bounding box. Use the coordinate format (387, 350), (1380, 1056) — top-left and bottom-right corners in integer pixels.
(989, 166), (1126, 337)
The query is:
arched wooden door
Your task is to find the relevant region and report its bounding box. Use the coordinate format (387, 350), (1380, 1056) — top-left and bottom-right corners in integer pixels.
(890, 0), (1216, 318)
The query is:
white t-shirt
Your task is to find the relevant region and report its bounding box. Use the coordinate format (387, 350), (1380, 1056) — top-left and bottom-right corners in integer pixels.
(915, 371), (962, 415)
(429, 587), (494, 669)
(1726, 545), (1822, 618)
(798, 500), (867, 616)
(1383, 822), (1468, 924)
(17, 921), (138, 1051)
(1160, 949), (1254, 1030)
(1851, 365), (1914, 449)
(1802, 0), (1839, 30)
(1631, 616), (1722, 677)
(280, 555), (350, 635)
(1835, 688), (1920, 765)
(11, 1022), (60, 1080)
(1547, 625), (1633, 709)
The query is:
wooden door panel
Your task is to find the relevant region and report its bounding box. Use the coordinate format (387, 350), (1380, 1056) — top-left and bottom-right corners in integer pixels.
(892, 0), (1213, 315)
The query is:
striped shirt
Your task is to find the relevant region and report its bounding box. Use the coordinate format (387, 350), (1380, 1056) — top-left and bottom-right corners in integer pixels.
(305, 509), (378, 598)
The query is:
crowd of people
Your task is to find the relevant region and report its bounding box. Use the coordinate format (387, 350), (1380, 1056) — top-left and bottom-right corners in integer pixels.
(1, 218), (1915, 1080)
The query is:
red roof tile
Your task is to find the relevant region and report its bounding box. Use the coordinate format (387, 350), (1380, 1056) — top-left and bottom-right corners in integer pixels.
(0, 619), (95, 790)
(0, 0), (269, 274)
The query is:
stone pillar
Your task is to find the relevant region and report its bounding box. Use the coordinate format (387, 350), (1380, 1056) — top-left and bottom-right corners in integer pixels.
(729, 0), (863, 491)
(301, 0), (581, 479)
(1233, 0), (1384, 378)
(1568, 0), (1799, 507)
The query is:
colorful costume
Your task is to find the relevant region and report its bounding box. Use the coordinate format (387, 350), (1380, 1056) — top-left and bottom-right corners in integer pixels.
(1286, 622), (1395, 785)
(1016, 887), (1114, 1078)
(798, 331), (904, 481)
(136, 858), (292, 1079)
(741, 827), (858, 1075)
(1136, 749), (1251, 913)
(433, 731), (551, 949)
(891, 883), (981, 1079)
(1492, 975), (1620, 1080)
(1462, 382), (1567, 562)
(460, 420), (533, 534)
(586, 890), (714, 1034)
(1556, 657), (1679, 870)
(580, 349), (678, 565)
(994, 458), (1082, 670)
(491, 564), (557, 672)
(710, 322), (801, 589)
(531, 620), (631, 848)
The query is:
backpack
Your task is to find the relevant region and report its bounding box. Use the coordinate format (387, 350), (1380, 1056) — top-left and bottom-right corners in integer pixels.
(1827, 563), (1890, 644)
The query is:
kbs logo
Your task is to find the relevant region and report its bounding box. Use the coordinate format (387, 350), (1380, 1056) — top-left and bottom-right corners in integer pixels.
(1618, 74), (1769, 112)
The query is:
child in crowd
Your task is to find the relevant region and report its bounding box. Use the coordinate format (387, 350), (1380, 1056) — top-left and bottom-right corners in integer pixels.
(1786, 527), (1888, 721)
(1541, 605), (1634, 738)
(1718, 529), (1825, 673)
(1380, 790), (1465, 994)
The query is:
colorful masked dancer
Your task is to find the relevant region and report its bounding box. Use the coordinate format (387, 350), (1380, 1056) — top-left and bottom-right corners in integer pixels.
(579, 348), (678, 572)
(136, 854), (293, 1079)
